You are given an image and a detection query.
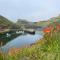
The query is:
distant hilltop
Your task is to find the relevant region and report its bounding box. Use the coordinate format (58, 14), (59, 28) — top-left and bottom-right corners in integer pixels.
(34, 14), (60, 27)
(0, 14), (60, 29)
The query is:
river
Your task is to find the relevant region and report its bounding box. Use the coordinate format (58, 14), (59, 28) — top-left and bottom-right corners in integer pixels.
(0, 31), (43, 53)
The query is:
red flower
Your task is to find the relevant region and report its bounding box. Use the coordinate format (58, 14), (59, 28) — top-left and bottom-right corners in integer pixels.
(43, 27), (51, 33)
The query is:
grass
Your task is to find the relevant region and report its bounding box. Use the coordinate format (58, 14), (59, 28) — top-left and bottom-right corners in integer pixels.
(0, 23), (60, 60)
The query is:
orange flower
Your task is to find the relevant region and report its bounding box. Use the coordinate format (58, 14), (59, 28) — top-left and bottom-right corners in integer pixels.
(43, 27), (51, 33)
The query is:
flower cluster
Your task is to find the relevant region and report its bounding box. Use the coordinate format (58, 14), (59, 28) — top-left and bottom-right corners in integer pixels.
(43, 27), (51, 33)
(43, 23), (60, 33)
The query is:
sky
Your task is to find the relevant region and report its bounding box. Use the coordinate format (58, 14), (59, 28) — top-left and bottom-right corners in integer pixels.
(0, 0), (60, 22)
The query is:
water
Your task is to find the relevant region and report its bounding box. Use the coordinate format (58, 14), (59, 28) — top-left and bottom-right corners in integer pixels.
(0, 31), (43, 53)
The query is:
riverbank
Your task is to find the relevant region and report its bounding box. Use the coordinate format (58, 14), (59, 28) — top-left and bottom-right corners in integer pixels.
(0, 32), (23, 46)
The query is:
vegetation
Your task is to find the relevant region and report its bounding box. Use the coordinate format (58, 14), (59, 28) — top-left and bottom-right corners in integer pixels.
(0, 18), (60, 60)
(35, 15), (60, 27)
(0, 32), (22, 46)
(0, 15), (20, 29)
(0, 15), (60, 60)
(16, 19), (39, 29)
(34, 21), (50, 27)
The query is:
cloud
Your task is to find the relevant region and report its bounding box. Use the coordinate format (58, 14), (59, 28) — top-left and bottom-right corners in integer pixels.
(0, 0), (60, 22)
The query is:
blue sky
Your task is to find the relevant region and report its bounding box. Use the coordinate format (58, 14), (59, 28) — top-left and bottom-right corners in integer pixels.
(0, 0), (60, 22)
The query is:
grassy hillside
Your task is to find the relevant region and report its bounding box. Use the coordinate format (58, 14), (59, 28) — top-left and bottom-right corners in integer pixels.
(35, 15), (60, 27)
(16, 19), (39, 29)
(0, 15), (19, 29)
(50, 15), (60, 23)
(34, 21), (49, 27)
(16, 19), (31, 27)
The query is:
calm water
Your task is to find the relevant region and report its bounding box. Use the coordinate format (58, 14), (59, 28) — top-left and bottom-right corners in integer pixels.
(0, 31), (43, 53)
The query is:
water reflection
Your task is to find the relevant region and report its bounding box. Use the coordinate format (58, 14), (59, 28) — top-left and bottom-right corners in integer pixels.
(0, 31), (43, 53)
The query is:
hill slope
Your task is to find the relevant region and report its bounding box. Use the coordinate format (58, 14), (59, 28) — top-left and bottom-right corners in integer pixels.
(0, 15), (19, 29)
(35, 14), (60, 27)
(16, 19), (41, 29)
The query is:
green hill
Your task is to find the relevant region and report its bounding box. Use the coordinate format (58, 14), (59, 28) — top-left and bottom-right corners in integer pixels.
(49, 15), (60, 23)
(34, 21), (49, 27)
(16, 19), (40, 29)
(35, 15), (60, 27)
(0, 15), (19, 29)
